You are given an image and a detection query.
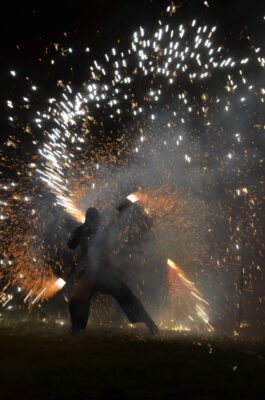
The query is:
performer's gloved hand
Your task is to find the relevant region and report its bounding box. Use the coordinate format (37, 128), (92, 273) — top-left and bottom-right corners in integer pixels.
(116, 198), (132, 212)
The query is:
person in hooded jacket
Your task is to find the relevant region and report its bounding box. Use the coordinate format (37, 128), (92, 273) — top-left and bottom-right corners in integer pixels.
(68, 206), (158, 335)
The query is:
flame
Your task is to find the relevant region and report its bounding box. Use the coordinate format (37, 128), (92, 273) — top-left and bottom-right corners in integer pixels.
(126, 193), (140, 203)
(55, 277), (66, 289)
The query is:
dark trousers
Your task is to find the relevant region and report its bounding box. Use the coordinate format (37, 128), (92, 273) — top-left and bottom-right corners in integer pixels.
(69, 269), (154, 332)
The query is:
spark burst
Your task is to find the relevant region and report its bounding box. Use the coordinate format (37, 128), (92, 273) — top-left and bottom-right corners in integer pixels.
(167, 258), (213, 332)
(0, 4), (264, 333)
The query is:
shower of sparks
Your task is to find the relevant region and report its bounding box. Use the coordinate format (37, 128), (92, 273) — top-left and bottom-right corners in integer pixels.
(128, 187), (206, 266)
(0, 5), (264, 332)
(167, 258), (214, 332)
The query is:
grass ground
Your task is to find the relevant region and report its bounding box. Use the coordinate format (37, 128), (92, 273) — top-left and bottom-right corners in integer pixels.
(0, 318), (265, 399)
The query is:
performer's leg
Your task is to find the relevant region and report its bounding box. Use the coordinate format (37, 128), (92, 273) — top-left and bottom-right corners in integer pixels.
(96, 271), (158, 335)
(68, 297), (90, 333)
(69, 273), (93, 333)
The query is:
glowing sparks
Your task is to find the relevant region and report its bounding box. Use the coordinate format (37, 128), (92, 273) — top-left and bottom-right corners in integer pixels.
(167, 259), (214, 332)
(0, 4), (264, 336)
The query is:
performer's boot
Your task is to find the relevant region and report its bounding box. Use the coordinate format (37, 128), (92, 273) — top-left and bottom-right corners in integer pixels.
(68, 297), (89, 333)
(145, 315), (159, 336)
(107, 278), (159, 336)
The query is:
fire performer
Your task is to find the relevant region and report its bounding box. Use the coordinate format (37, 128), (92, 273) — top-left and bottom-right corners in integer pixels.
(67, 205), (158, 335)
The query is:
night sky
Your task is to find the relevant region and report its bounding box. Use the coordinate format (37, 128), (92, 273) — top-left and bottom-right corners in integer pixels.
(1, 0), (264, 136)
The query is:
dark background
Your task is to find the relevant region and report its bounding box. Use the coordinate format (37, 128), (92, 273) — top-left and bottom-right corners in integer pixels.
(0, 0), (264, 141)
(0, 0), (264, 81)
